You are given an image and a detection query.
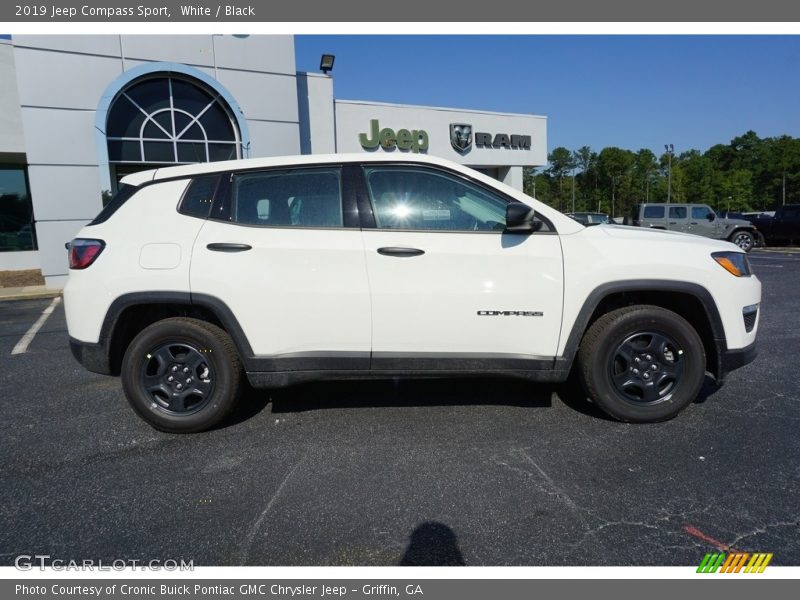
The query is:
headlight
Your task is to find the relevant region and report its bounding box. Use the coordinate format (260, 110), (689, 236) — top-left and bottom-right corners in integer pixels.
(712, 251), (752, 277)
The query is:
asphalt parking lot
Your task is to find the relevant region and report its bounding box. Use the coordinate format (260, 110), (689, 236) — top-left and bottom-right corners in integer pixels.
(1, 248), (799, 567)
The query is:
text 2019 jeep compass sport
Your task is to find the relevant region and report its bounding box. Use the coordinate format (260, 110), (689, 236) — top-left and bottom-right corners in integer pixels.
(65, 154), (760, 432)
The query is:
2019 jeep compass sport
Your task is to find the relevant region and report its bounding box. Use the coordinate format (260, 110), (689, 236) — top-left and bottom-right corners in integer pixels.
(65, 154), (760, 432)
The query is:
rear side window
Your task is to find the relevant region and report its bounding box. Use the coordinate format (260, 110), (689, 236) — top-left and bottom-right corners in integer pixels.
(643, 206), (665, 219)
(179, 176), (220, 219)
(668, 206), (687, 218)
(231, 168), (344, 228)
(89, 184), (138, 225)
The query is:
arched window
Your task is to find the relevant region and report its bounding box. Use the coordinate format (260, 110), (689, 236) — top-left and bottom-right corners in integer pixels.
(106, 75), (242, 171)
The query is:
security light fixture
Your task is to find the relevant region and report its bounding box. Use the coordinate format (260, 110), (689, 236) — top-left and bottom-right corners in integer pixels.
(320, 54), (335, 74)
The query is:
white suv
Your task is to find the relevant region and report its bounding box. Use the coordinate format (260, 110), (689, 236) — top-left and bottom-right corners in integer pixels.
(65, 154), (760, 432)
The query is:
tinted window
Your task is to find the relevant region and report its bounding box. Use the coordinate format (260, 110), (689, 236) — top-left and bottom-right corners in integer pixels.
(231, 168), (343, 228)
(89, 184), (138, 225)
(179, 176), (219, 219)
(0, 166), (36, 251)
(643, 206), (665, 219)
(692, 206), (713, 219)
(668, 206), (687, 219)
(364, 167), (507, 231)
(782, 206), (800, 220)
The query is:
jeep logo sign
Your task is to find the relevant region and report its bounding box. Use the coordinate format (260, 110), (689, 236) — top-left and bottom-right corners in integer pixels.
(359, 119), (429, 153)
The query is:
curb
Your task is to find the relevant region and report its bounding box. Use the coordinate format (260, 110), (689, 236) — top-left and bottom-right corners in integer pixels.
(0, 290), (63, 302)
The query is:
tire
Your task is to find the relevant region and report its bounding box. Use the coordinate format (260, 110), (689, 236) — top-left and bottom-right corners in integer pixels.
(729, 230), (755, 252)
(121, 317), (244, 433)
(577, 305), (706, 423)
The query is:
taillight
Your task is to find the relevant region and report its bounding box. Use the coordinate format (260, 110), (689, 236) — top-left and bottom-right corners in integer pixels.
(69, 238), (105, 269)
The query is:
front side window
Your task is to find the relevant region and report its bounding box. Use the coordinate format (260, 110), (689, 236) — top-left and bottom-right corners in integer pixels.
(231, 168), (344, 228)
(692, 206), (713, 219)
(363, 167), (507, 231)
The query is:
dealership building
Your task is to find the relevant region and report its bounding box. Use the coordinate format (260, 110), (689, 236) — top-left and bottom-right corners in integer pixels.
(0, 35), (547, 287)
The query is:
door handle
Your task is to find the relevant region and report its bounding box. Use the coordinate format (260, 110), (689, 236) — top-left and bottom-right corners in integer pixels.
(377, 246), (425, 257)
(669, 221), (677, 224)
(206, 243), (252, 252)
(690, 222), (698, 225)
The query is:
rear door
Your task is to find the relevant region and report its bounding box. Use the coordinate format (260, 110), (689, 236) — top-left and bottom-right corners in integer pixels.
(357, 164), (563, 370)
(190, 165), (371, 368)
(667, 205), (689, 233)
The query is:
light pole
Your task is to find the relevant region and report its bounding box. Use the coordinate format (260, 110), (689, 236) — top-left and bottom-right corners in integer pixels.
(571, 166), (576, 213)
(664, 144), (674, 204)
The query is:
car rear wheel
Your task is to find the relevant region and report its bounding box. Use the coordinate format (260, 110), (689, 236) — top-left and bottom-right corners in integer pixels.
(730, 230), (755, 252)
(121, 317), (244, 433)
(577, 305), (706, 422)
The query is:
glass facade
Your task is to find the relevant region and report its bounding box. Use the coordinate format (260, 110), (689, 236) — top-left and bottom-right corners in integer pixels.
(0, 166), (36, 252)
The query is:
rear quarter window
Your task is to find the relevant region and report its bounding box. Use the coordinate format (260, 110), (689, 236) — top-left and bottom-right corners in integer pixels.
(89, 185), (139, 225)
(179, 175), (220, 219)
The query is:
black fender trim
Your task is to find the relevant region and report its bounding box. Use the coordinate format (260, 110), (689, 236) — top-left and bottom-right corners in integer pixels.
(69, 337), (112, 375)
(93, 291), (257, 372)
(558, 280), (728, 376)
(719, 340), (757, 379)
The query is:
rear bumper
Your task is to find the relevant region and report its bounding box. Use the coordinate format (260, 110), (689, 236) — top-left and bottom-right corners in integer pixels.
(69, 336), (112, 375)
(718, 340), (757, 382)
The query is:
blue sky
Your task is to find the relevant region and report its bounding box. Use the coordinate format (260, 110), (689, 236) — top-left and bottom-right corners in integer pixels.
(295, 35), (800, 158)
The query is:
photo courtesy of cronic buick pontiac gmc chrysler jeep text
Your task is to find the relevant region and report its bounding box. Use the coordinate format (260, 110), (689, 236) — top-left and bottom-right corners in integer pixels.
(64, 154), (760, 432)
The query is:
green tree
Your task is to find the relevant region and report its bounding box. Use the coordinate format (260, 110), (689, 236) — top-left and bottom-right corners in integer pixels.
(597, 147), (634, 218)
(547, 146), (575, 210)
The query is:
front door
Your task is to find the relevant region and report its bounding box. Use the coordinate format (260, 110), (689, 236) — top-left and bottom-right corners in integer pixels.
(358, 165), (564, 371)
(688, 205), (720, 238)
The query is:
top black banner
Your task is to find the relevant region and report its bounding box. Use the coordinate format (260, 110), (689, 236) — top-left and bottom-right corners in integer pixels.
(3, 0), (800, 22)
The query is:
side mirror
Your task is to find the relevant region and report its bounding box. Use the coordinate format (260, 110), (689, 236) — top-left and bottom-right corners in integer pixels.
(706, 212), (716, 221)
(505, 202), (538, 233)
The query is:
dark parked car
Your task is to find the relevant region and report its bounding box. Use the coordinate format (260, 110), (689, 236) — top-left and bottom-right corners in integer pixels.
(566, 212), (611, 226)
(750, 205), (800, 245)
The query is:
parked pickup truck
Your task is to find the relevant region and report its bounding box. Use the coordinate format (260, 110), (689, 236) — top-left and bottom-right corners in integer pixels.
(746, 205), (800, 246)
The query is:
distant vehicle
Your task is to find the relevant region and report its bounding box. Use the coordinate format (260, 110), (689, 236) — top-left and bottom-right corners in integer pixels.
(16, 224), (35, 250)
(629, 203), (762, 252)
(566, 212), (611, 226)
(749, 204), (800, 246)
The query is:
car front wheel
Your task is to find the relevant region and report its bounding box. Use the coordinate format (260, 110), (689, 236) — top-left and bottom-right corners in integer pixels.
(729, 230), (755, 252)
(121, 317), (244, 433)
(577, 305), (706, 422)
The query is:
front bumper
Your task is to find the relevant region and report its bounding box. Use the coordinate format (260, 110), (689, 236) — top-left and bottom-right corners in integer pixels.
(717, 340), (757, 382)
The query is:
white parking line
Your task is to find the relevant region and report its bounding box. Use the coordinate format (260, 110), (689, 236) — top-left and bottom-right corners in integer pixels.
(11, 296), (61, 355)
